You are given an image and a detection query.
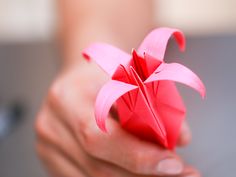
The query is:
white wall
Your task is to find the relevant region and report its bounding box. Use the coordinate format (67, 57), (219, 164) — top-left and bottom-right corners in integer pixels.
(156, 0), (236, 36)
(0, 0), (235, 42)
(0, 0), (56, 42)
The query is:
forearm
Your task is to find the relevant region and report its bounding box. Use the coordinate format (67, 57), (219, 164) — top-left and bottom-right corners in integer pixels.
(57, 0), (154, 69)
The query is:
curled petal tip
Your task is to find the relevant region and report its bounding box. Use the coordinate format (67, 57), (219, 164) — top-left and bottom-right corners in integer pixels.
(174, 30), (186, 52)
(197, 79), (206, 99)
(146, 62), (206, 100)
(201, 87), (206, 99)
(94, 80), (137, 134)
(82, 52), (91, 61)
(131, 48), (138, 56)
(202, 94), (206, 99)
(95, 114), (108, 132)
(100, 125), (108, 133)
(193, 81), (206, 99)
(180, 42), (186, 52)
(82, 43), (131, 76)
(194, 80), (206, 99)
(138, 27), (186, 61)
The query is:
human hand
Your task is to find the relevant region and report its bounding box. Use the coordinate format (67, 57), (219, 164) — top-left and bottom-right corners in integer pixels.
(35, 61), (200, 177)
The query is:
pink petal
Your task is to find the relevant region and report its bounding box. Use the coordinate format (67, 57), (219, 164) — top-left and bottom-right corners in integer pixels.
(82, 43), (131, 76)
(95, 80), (137, 132)
(145, 63), (206, 98)
(138, 28), (185, 61)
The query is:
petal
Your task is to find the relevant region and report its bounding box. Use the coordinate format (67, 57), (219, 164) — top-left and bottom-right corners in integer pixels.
(95, 80), (138, 132)
(145, 63), (206, 98)
(152, 81), (186, 149)
(138, 28), (185, 61)
(82, 43), (131, 76)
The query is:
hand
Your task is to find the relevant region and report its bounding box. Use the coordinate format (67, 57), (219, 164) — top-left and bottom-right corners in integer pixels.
(35, 61), (200, 177)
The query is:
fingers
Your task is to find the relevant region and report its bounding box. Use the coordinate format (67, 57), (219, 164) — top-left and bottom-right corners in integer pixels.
(46, 80), (184, 176)
(35, 105), (82, 162)
(177, 121), (192, 147)
(35, 104), (158, 177)
(36, 141), (87, 177)
(76, 112), (185, 176)
(36, 105), (96, 177)
(36, 107), (201, 177)
(41, 98), (184, 176)
(35, 105), (127, 177)
(43, 71), (194, 176)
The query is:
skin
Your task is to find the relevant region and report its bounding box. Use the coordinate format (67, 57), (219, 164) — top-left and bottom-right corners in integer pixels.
(35, 0), (201, 177)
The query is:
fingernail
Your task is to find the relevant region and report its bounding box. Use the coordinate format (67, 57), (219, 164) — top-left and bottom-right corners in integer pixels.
(156, 158), (183, 175)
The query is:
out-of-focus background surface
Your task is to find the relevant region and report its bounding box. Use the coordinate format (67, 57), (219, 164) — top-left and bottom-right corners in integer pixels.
(1, 0), (236, 42)
(0, 0), (235, 177)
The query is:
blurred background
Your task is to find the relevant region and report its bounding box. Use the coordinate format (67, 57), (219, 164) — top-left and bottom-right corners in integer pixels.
(0, 0), (235, 176)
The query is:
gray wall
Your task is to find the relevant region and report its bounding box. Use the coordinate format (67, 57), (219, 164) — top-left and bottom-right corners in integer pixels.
(0, 36), (235, 176)
(0, 42), (59, 177)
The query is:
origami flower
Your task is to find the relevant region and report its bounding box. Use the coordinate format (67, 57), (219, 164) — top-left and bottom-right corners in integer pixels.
(83, 27), (205, 149)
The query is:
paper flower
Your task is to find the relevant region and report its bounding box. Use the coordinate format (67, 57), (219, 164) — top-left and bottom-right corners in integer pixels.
(83, 27), (205, 149)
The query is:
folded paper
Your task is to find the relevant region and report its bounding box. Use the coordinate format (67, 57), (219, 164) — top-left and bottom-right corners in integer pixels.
(83, 27), (206, 149)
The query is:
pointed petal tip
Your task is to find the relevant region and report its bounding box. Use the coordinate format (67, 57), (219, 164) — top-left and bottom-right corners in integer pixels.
(177, 32), (186, 52)
(201, 87), (206, 99)
(198, 80), (206, 99)
(171, 29), (186, 53)
(100, 125), (108, 133)
(193, 82), (206, 99)
(82, 52), (91, 61)
(131, 48), (138, 56)
(94, 80), (137, 134)
(180, 43), (186, 52)
(202, 94), (206, 99)
(138, 27), (187, 61)
(96, 118), (108, 133)
(94, 102), (108, 133)
(193, 81), (206, 99)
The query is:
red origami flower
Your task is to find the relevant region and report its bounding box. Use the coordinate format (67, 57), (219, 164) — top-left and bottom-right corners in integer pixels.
(83, 27), (205, 149)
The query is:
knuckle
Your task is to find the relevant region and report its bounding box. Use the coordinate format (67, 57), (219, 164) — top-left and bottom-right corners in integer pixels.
(77, 120), (99, 155)
(35, 112), (53, 143)
(35, 113), (60, 150)
(35, 113), (47, 138)
(48, 79), (64, 107)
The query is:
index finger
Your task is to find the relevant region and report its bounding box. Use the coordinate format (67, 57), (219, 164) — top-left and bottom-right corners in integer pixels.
(76, 112), (184, 176)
